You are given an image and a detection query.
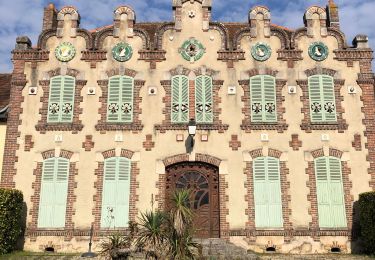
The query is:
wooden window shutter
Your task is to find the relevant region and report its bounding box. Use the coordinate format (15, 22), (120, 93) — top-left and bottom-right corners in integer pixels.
(38, 157), (69, 228)
(120, 76), (134, 123)
(171, 75), (189, 123)
(253, 157), (283, 228)
(60, 76), (75, 122)
(107, 76), (121, 122)
(195, 75), (213, 123)
(101, 157), (131, 228)
(309, 75), (337, 123)
(315, 157), (346, 228)
(47, 76), (63, 123)
(250, 75), (277, 123)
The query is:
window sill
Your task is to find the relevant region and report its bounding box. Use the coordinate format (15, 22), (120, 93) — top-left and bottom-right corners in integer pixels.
(241, 123), (288, 133)
(35, 123), (84, 133)
(301, 122), (348, 132)
(95, 123), (143, 132)
(154, 123), (229, 132)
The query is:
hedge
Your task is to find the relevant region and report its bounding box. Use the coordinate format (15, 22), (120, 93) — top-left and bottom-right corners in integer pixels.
(0, 188), (24, 255)
(358, 191), (375, 254)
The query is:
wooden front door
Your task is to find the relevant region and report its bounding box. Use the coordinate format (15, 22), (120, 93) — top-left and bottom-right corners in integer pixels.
(165, 162), (220, 238)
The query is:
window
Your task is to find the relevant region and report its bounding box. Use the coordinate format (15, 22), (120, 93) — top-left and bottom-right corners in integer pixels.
(171, 75), (189, 123)
(38, 157), (69, 228)
(315, 156), (346, 228)
(195, 75), (213, 123)
(107, 76), (134, 123)
(253, 157), (283, 228)
(250, 75), (277, 123)
(101, 157), (131, 228)
(47, 76), (75, 123)
(309, 75), (337, 123)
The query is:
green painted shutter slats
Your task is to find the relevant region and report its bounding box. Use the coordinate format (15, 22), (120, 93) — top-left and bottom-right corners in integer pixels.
(47, 76), (75, 123)
(101, 157), (131, 228)
(38, 157), (69, 228)
(195, 75), (213, 123)
(253, 157), (283, 228)
(309, 75), (337, 122)
(250, 75), (277, 123)
(107, 76), (134, 123)
(171, 75), (189, 123)
(315, 157), (346, 228)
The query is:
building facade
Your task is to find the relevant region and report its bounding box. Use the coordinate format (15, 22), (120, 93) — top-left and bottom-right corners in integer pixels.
(0, 74), (11, 180)
(1, 0), (375, 254)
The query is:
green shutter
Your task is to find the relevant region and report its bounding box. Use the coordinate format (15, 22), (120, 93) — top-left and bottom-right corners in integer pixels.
(195, 76), (213, 123)
(120, 76), (134, 123)
(101, 157), (131, 228)
(107, 76), (121, 122)
(47, 76), (63, 123)
(171, 76), (189, 123)
(250, 76), (276, 123)
(315, 157), (346, 228)
(38, 157), (69, 228)
(309, 75), (337, 123)
(60, 76), (75, 122)
(253, 157), (283, 228)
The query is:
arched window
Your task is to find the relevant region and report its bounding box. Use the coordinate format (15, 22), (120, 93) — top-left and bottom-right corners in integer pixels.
(107, 76), (134, 123)
(315, 156), (346, 228)
(47, 76), (75, 123)
(253, 156), (283, 228)
(195, 75), (213, 123)
(101, 157), (131, 228)
(38, 157), (69, 228)
(308, 75), (337, 122)
(250, 75), (277, 123)
(171, 75), (189, 123)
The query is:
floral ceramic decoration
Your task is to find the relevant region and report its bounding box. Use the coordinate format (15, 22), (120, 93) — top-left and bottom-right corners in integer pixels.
(179, 38), (205, 62)
(55, 42), (76, 62)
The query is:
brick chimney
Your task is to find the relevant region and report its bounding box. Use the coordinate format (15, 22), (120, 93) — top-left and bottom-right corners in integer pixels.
(42, 3), (58, 31)
(327, 0), (340, 29)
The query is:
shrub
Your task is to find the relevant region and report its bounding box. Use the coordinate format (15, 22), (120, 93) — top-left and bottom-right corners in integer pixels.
(0, 188), (24, 255)
(358, 191), (375, 254)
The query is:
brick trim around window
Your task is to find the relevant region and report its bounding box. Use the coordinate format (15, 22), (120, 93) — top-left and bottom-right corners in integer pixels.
(298, 68), (348, 133)
(244, 148), (293, 242)
(35, 68), (85, 134)
(154, 66), (229, 133)
(92, 149), (139, 232)
(239, 68), (288, 133)
(95, 68), (145, 133)
(306, 148), (353, 241)
(27, 149), (77, 242)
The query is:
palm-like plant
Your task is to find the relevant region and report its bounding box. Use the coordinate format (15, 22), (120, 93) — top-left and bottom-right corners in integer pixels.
(169, 189), (193, 236)
(136, 210), (167, 259)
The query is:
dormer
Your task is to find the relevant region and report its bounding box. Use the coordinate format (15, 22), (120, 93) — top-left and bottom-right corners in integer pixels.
(56, 6), (80, 38)
(249, 6), (271, 38)
(173, 0), (212, 31)
(113, 6), (136, 38)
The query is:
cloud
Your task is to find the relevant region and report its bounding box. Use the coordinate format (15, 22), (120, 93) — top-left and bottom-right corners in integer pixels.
(0, 0), (373, 72)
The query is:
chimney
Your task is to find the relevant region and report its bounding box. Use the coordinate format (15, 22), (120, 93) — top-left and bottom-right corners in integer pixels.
(42, 3), (58, 31)
(327, 0), (340, 29)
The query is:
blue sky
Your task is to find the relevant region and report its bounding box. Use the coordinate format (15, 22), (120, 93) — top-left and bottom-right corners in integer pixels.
(0, 0), (374, 72)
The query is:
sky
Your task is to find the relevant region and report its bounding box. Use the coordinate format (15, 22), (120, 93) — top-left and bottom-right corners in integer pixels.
(0, 0), (374, 72)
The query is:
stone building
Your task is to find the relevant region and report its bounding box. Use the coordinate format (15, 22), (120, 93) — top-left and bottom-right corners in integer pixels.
(1, 0), (375, 254)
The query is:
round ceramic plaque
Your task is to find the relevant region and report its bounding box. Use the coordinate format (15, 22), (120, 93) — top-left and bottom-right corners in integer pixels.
(308, 42), (328, 61)
(112, 42), (133, 62)
(55, 42), (76, 62)
(251, 42), (271, 61)
(180, 39), (205, 61)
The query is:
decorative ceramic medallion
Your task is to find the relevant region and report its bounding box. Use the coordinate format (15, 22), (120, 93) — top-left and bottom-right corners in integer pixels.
(112, 42), (133, 62)
(54, 42), (76, 62)
(251, 42), (271, 61)
(179, 38), (205, 62)
(308, 42), (329, 61)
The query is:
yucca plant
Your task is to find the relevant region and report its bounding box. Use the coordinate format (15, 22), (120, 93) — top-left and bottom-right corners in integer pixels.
(169, 189), (194, 236)
(99, 232), (128, 258)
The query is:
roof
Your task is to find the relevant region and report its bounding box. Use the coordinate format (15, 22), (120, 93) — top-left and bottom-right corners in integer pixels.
(0, 74), (11, 119)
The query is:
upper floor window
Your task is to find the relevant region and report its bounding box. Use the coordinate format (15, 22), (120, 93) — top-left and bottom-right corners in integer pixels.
(309, 75), (337, 123)
(171, 75), (189, 123)
(107, 76), (134, 123)
(250, 75), (277, 123)
(195, 75), (213, 123)
(47, 76), (75, 123)
(38, 157), (69, 228)
(253, 156), (283, 228)
(315, 156), (346, 228)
